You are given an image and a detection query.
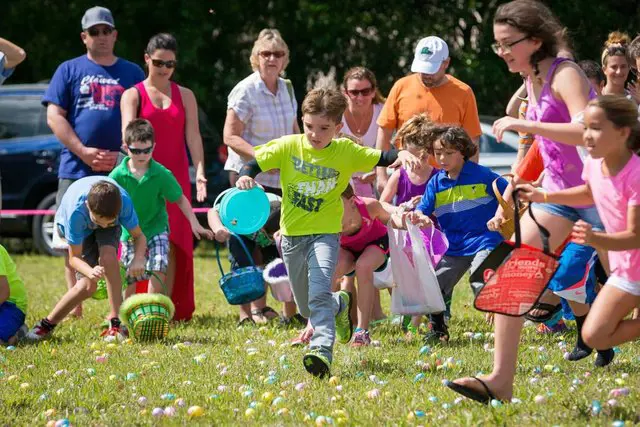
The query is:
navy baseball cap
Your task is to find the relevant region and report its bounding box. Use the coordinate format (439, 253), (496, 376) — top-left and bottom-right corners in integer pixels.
(81, 6), (115, 30)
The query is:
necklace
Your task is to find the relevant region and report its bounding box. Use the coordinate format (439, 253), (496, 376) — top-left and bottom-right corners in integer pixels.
(346, 107), (373, 136)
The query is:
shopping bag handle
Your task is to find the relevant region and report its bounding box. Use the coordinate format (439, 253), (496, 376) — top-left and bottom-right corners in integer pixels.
(513, 189), (553, 255)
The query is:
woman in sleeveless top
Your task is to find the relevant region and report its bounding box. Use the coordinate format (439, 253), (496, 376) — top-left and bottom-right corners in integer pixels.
(340, 67), (385, 198)
(120, 33), (206, 322)
(447, 0), (609, 403)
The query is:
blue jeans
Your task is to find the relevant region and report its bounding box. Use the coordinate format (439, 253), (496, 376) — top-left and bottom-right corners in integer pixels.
(532, 203), (605, 231)
(281, 233), (342, 362)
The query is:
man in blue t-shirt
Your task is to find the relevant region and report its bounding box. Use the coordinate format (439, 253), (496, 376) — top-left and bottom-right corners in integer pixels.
(43, 6), (144, 317)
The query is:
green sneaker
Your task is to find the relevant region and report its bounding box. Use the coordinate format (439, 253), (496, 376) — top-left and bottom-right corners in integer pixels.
(303, 351), (331, 378)
(335, 291), (353, 344)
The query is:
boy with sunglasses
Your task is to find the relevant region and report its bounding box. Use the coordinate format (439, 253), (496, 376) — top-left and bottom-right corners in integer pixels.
(109, 119), (213, 296)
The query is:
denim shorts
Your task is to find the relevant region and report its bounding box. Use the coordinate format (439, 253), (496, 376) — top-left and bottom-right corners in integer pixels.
(0, 301), (26, 342)
(532, 203), (604, 231)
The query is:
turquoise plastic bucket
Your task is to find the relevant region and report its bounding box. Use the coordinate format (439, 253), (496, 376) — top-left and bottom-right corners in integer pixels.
(213, 187), (270, 235)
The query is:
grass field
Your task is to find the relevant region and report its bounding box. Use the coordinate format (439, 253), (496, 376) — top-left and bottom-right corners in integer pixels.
(1, 245), (639, 426)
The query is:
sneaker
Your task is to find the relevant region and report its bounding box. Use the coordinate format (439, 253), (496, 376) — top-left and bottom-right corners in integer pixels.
(351, 329), (371, 347)
(303, 350), (331, 378)
(100, 325), (128, 342)
(25, 320), (54, 341)
(536, 319), (568, 335)
(423, 323), (449, 344)
(335, 291), (353, 345)
(291, 327), (313, 347)
(14, 324), (28, 341)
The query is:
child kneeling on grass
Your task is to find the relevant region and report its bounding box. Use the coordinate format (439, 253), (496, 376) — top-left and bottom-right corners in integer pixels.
(109, 118), (213, 298)
(26, 177), (146, 341)
(236, 88), (419, 377)
(408, 125), (508, 344)
(0, 244), (28, 345)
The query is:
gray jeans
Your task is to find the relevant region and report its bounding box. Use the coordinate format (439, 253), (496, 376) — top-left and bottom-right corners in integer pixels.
(281, 233), (342, 361)
(435, 249), (491, 317)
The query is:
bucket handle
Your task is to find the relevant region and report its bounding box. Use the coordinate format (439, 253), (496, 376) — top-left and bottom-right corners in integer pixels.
(212, 187), (236, 211)
(215, 232), (257, 276)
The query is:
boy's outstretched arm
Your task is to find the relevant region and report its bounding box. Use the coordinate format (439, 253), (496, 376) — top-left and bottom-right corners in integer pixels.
(207, 208), (230, 243)
(176, 195), (214, 240)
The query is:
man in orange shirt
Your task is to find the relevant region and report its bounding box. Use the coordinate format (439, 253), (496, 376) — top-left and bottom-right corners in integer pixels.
(375, 36), (482, 193)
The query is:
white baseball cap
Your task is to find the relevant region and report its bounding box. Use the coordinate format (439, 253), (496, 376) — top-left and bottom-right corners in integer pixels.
(411, 36), (449, 75)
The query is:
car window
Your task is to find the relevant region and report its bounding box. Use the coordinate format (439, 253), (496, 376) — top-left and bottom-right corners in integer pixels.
(0, 95), (48, 140)
(479, 132), (518, 154)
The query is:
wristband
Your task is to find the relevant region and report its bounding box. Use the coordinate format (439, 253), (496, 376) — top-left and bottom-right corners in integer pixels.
(543, 190), (549, 203)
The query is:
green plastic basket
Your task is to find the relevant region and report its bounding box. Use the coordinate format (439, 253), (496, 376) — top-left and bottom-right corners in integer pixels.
(118, 271), (175, 341)
(92, 264), (128, 300)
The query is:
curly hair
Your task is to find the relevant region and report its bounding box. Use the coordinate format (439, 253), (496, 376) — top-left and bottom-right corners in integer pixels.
(427, 125), (478, 160)
(601, 31), (631, 67)
(393, 113), (435, 152)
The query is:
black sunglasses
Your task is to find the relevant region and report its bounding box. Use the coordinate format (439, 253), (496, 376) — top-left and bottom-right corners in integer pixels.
(151, 59), (177, 69)
(347, 87), (374, 97)
(87, 27), (114, 37)
(259, 50), (286, 59)
(129, 146), (153, 155)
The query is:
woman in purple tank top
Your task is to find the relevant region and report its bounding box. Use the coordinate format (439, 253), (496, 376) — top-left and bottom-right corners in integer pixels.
(447, 0), (609, 404)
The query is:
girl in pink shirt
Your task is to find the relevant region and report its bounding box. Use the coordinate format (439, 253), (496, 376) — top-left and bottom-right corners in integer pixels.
(522, 95), (640, 351)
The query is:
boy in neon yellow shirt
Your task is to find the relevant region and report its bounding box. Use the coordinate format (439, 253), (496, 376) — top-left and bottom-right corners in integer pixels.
(237, 88), (418, 377)
(0, 244), (28, 345)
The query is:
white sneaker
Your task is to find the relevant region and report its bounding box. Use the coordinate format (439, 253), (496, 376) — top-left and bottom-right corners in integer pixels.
(51, 229), (68, 252)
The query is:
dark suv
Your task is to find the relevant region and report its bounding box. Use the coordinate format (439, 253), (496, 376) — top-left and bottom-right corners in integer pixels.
(0, 84), (228, 255)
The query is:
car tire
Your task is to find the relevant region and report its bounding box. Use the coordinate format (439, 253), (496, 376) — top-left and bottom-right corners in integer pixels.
(32, 192), (60, 257)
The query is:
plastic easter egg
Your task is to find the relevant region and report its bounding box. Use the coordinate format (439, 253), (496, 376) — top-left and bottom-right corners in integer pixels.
(262, 391), (275, 403)
(367, 389), (380, 399)
(534, 395), (546, 404)
(164, 406), (176, 416)
(176, 398), (186, 407)
(245, 408), (256, 418)
(152, 407), (164, 417)
(137, 396), (147, 406)
(187, 406), (205, 417)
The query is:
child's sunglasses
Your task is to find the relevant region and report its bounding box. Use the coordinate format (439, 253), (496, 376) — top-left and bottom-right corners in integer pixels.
(151, 59), (177, 69)
(129, 146), (153, 155)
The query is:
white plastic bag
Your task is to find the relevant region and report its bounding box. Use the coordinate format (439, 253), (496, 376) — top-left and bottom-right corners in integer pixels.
(373, 260), (394, 290)
(389, 222), (445, 315)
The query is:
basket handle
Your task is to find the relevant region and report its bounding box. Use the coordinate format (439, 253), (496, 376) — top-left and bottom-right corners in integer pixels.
(120, 264), (169, 295)
(512, 189), (553, 255)
(215, 232), (257, 276)
(492, 174), (515, 214)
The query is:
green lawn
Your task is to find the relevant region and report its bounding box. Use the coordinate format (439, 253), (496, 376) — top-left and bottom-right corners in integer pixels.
(1, 246), (639, 426)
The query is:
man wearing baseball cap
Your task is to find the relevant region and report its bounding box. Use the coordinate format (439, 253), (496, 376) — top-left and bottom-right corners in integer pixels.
(375, 36), (481, 193)
(42, 6), (145, 319)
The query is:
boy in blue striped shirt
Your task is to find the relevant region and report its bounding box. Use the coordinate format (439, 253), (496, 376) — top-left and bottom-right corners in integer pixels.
(408, 126), (507, 343)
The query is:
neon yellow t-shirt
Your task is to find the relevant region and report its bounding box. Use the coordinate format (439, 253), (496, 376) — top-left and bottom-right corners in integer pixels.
(255, 134), (381, 236)
(0, 244), (27, 314)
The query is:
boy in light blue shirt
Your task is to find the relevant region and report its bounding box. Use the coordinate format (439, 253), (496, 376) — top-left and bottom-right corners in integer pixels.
(26, 176), (146, 341)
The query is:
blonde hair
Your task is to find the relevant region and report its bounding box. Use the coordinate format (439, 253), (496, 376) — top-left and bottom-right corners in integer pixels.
(301, 88), (348, 123)
(601, 31), (631, 67)
(249, 29), (290, 73)
(342, 67), (386, 104)
(393, 113), (434, 151)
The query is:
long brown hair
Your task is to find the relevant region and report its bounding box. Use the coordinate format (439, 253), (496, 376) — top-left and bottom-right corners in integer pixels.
(342, 67), (386, 104)
(493, 0), (567, 79)
(588, 95), (640, 153)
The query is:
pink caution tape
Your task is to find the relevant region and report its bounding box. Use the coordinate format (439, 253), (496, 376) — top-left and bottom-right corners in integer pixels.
(0, 207), (210, 216)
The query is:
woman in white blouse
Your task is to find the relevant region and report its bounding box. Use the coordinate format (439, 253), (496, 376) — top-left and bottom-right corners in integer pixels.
(224, 28), (300, 191)
(340, 67), (386, 197)
(223, 28), (300, 325)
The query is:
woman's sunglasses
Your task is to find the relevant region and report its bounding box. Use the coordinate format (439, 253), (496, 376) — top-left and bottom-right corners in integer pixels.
(87, 27), (114, 37)
(259, 51), (286, 59)
(151, 59), (177, 69)
(129, 146), (154, 155)
(346, 87), (374, 97)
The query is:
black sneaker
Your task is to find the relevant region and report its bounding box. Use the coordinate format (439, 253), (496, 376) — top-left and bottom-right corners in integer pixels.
(423, 323), (449, 344)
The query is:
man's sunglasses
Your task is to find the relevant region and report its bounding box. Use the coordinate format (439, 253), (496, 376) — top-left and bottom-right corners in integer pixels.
(129, 146), (153, 155)
(151, 59), (177, 69)
(346, 87), (374, 97)
(259, 51), (286, 59)
(87, 27), (114, 37)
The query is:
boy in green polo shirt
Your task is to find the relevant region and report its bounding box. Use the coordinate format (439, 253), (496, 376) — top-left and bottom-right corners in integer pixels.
(0, 244), (28, 345)
(109, 119), (213, 295)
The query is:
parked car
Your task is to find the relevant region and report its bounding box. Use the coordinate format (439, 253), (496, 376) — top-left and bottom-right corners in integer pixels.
(0, 83), (228, 256)
(478, 115), (519, 175)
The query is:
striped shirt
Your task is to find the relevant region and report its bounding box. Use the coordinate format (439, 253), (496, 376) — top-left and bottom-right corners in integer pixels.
(417, 161), (507, 256)
(224, 72), (298, 189)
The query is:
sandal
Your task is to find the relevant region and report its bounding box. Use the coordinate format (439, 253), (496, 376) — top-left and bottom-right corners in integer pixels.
(524, 302), (562, 323)
(237, 317), (256, 327)
(445, 377), (499, 405)
(251, 306), (279, 324)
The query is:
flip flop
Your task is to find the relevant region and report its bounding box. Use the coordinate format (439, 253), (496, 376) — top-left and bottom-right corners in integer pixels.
(445, 377), (498, 405)
(524, 302), (562, 323)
